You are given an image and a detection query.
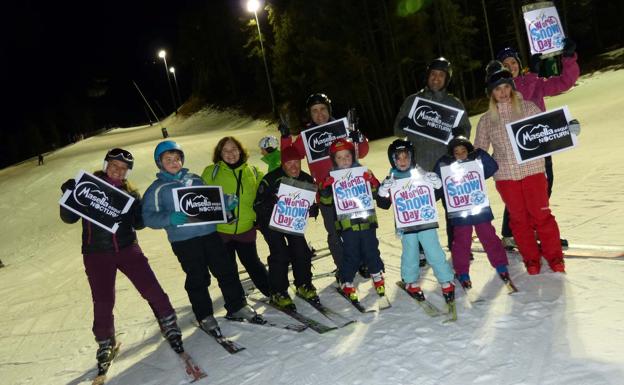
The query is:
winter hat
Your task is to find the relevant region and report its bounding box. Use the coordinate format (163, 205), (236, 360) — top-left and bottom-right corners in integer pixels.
(447, 136), (474, 156)
(280, 146), (301, 164)
(496, 47), (522, 68)
(485, 60), (515, 92)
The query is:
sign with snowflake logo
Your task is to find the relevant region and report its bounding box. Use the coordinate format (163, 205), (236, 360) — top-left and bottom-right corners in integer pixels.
(269, 179), (317, 236)
(440, 160), (490, 218)
(389, 175), (438, 231)
(330, 166), (375, 218)
(522, 2), (565, 56)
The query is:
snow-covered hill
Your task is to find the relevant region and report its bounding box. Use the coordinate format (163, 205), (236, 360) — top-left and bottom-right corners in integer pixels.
(1, 70), (623, 385)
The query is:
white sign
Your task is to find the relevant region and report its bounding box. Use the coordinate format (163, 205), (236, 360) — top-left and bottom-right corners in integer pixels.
(440, 160), (490, 217)
(389, 175), (438, 230)
(330, 166), (374, 217)
(522, 2), (566, 56)
(269, 182), (317, 235)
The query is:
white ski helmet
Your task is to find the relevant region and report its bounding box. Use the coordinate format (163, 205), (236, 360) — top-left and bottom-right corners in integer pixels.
(258, 135), (279, 150)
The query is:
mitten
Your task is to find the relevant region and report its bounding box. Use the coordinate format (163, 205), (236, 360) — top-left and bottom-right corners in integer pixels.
(562, 38), (576, 57)
(278, 122), (290, 137)
(61, 179), (76, 193)
(378, 175), (395, 198)
(363, 171), (379, 188)
(170, 212), (188, 226)
(225, 194), (239, 211)
(568, 119), (581, 136)
(529, 53), (542, 74)
(425, 172), (442, 189)
(308, 204), (319, 219)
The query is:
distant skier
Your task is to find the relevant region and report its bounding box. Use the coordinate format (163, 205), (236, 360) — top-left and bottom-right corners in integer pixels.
(38, 154), (44, 165)
(59, 148), (185, 373)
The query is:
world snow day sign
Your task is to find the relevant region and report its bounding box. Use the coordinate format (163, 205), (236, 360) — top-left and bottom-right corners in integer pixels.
(300, 118), (349, 163)
(440, 160), (489, 217)
(389, 175), (438, 230)
(506, 106), (577, 164)
(269, 179), (317, 236)
(522, 2), (566, 56)
(330, 166), (375, 218)
(403, 97), (464, 144)
(171, 186), (227, 226)
(59, 170), (135, 233)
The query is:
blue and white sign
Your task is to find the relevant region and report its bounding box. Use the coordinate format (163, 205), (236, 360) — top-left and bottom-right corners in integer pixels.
(440, 160), (489, 217)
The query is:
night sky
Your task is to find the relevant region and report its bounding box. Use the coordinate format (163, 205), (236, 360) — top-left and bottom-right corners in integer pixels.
(5, 0), (190, 128)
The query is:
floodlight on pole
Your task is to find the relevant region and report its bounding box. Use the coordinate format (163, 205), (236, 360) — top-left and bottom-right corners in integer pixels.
(157, 49), (177, 112)
(246, 0), (275, 115)
(169, 66), (182, 108)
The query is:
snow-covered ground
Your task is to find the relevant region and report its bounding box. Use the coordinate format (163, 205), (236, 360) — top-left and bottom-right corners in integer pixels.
(1, 69), (623, 385)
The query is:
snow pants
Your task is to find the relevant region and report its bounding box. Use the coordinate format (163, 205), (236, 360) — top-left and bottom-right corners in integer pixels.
(320, 203), (343, 269)
(220, 230), (270, 297)
(171, 232), (246, 322)
(451, 222), (508, 275)
(339, 228), (384, 283)
(260, 228), (313, 294)
(401, 229), (454, 285)
(83, 243), (174, 341)
(495, 173), (563, 269)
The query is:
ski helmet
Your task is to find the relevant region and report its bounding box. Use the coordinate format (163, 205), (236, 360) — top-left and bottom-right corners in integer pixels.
(427, 57), (453, 88)
(387, 139), (415, 169)
(485, 60), (515, 92)
(496, 47), (522, 69)
(258, 135), (279, 150)
(329, 137), (355, 164)
(103, 148), (134, 172)
(447, 136), (474, 156)
(305, 93), (332, 115)
(154, 140), (184, 168)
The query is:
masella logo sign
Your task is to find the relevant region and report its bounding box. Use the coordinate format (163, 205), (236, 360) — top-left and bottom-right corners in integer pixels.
(307, 131), (338, 154)
(179, 192), (221, 216)
(515, 123), (570, 152)
(73, 181), (121, 218)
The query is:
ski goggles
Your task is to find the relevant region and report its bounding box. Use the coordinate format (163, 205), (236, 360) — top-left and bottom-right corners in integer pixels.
(487, 69), (514, 91)
(105, 148), (134, 168)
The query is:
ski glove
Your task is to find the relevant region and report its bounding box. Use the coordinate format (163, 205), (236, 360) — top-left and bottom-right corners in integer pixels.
(362, 171), (379, 188)
(278, 122), (290, 137)
(562, 38), (576, 57)
(529, 53), (542, 74)
(61, 178), (76, 193)
(425, 172), (442, 189)
(225, 194), (239, 211)
(308, 204), (319, 219)
(378, 175), (395, 198)
(348, 129), (364, 144)
(568, 119), (581, 136)
(321, 176), (335, 189)
(399, 117), (415, 131)
(170, 212), (188, 226)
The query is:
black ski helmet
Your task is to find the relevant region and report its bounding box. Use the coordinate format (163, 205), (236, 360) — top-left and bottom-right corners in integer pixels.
(447, 136), (474, 156)
(305, 93), (332, 115)
(485, 60), (515, 93)
(103, 148), (134, 171)
(427, 57), (453, 88)
(387, 139), (416, 169)
(496, 47), (522, 69)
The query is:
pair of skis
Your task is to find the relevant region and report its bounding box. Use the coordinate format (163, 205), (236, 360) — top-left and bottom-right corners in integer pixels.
(395, 281), (457, 323)
(334, 286), (392, 313)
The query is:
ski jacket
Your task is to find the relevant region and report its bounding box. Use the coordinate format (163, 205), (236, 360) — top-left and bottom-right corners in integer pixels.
(60, 171), (143, 254)
(142, 168), (217, 243)
(514, 53), (579, 112)
(393, 88), (471, 171)
(260, 150), (281, 173)
(253, 167), (317, 230)
(201, 161), (263, 235)
(280, 119), (370, 184)
(473, 97), (543, 181)
(433, 149), (498, 226)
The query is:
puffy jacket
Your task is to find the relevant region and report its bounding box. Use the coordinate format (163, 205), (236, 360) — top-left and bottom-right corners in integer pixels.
(433, 149), (498, 226)
(393, 88), (471, 171)
(60, 170), (143, 254)
(260, 150), (281, 173)
(201, 161), (263, 235)
(142, 168), (217, 243)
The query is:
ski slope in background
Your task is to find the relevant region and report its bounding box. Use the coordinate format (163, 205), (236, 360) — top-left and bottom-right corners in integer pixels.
(1, 69), (623, 385)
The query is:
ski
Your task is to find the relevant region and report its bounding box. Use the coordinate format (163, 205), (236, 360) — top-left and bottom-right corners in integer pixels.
(335, 287), (376, 313)
(376, 291), (392, 310)
(225, 314), (308, 332)
(455, 278), (486, 304)
(295, 293), (356, 328)
(197, 325), (246, 354)
(256, 298), (338, 334)
(499, 274), (519, 294)
(443, 301), (458, 323)
(395, 281), (442, 317)
(178, 351), (207, 382)
(91, 342), (121, 385)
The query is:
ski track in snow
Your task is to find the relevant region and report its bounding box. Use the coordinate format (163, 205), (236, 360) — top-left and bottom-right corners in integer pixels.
(2, 72), (624, 384)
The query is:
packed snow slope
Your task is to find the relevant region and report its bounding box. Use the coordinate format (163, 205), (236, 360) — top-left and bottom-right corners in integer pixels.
(1, 69), (623, 385)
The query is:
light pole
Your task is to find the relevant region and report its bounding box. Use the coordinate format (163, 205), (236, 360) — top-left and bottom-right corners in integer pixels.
(169, 66), (182, 108)
(246, 0), (275, 115)
(158, 49), (178, 112)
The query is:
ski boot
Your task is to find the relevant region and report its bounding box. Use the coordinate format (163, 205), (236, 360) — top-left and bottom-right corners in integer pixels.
(371, 271), (385, 296)
(502, 237), (517, 250)
(457, 273), (472, 289)
(158, 313), (184, 353)
(226, 304), (266, 324)
(560, 238), (569, 249)
(198, 315), (219, 334)
(341, 282), (358, 301)
(405, 282), (426, 302)
(296, 284), (320, 303)
(441, 283), (455, 304)
(358, 264), (371, 279)
(270, 292), (296, 310)
(549, 260), (566, 273)
(95, 337), (118, 374)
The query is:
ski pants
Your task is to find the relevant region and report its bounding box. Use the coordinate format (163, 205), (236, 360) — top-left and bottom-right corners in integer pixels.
(83, 243), (175, 341)
(339, 228), (384, 284)
(495, 173), (563, 269)
(171, 232), (247, 322)
(260, 228), (312, 294)
(221, 230), (270, 297)
(320, 203), (344, 269)
(400, 229), (454, 285)
(451, 222), (508, 276)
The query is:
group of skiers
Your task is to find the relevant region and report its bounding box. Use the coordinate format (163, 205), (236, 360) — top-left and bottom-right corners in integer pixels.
(59, 40), (581, 376)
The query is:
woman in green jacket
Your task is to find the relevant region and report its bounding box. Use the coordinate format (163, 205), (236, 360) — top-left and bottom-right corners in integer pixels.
(202, 137), (270, 296)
